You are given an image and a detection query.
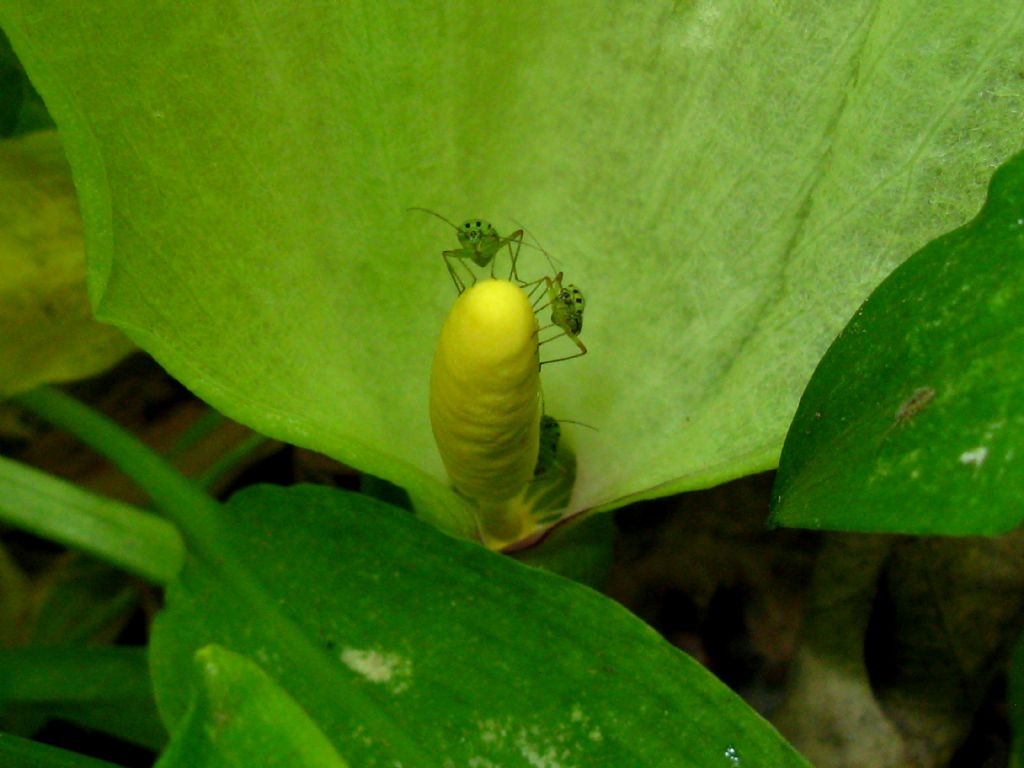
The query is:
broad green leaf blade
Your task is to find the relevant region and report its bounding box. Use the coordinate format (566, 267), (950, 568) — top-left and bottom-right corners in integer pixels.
(770, 151), (1024, 534)
(0, 455), (183, 585)
(156, 645), (349, 768)
(0, 646), (165, 751)
(3, 5), (1022, 528)
(150, 485), (809, 767)
(0, 131), (133, 397)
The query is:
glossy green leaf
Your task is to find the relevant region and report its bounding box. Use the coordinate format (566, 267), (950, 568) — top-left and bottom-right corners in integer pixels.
(150, 484), (808, 767)
(3, 5), (1022, 532)
(0, 131), (133, 397)
(771, 151), (1024, 534)
(156, 645), (349, 768)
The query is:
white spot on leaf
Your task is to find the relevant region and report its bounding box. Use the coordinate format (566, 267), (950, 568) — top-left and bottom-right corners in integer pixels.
(340, 647), (412, 693)
(959, 446), (988, 467)
(517, 734), (565, 768)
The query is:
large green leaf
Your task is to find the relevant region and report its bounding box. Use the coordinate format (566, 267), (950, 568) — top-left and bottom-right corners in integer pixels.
(0, 131), (133, 397)
(2, 3), (1022, 531)
(150, 484), (808, 767)
(770, 150), (1024, 535)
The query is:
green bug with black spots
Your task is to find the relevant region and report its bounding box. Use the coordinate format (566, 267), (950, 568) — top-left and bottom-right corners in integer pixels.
(534, 414), (562, 476)
(534, 272), (587, 365)
(410, 207), (526, 294)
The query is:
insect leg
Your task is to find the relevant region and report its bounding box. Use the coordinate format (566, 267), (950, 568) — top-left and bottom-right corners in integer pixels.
(529, 273), (561, 310)
(537, 273), (587, 365)
(443, 250), (477, 293)
(539, 333), (588, 366)
(501, 229), (525, 282)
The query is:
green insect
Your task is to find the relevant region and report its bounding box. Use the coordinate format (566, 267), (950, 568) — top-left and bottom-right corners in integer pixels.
(528, 411), (596, 525)
(534, 414), (563, 476)
(534, 272), (587, 365)
(532, 412), (593, 473)
(410, 207), (527, 294)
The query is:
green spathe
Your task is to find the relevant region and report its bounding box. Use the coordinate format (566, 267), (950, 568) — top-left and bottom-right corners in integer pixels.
(1, 3), (1022, 533)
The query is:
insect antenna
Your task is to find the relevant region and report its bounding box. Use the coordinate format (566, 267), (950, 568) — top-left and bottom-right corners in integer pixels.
(559, 418), (597, 431)
(407, 206), (462, 232)
(511, 219), (561, 270)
